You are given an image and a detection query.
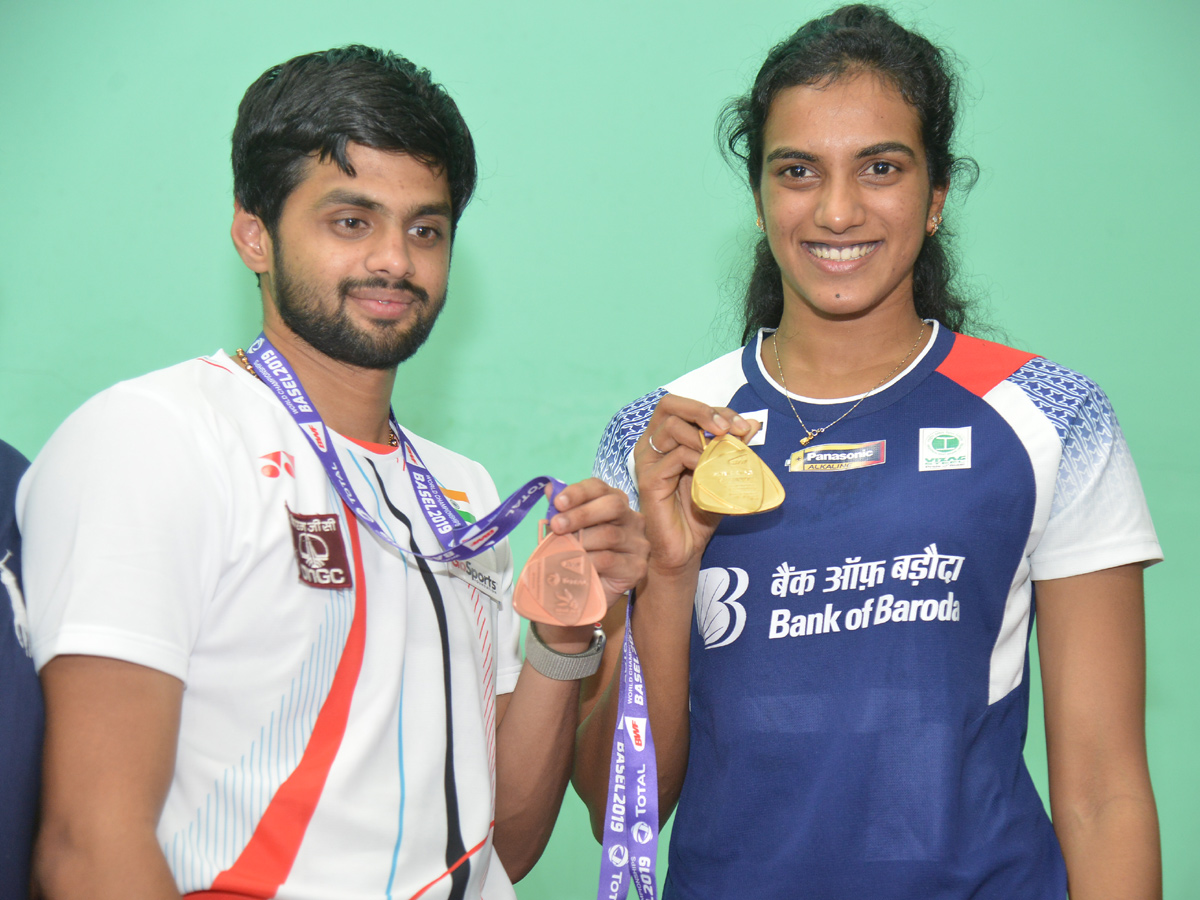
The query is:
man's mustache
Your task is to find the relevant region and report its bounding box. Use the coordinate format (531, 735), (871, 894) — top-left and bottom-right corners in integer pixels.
(339, 277), (430, 304)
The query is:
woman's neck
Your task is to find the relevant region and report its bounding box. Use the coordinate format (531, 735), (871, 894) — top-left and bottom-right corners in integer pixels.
(764, 302), (929, 400)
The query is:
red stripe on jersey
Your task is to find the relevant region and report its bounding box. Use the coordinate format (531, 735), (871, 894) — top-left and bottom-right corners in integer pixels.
(935, 333), (1037, 397)
(406, 827), (494, 900)
(188, 500), (368, 899)
(198, 358), (233, 374)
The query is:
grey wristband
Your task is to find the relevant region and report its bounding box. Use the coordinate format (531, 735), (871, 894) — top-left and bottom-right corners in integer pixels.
(524, 621), (606, 680)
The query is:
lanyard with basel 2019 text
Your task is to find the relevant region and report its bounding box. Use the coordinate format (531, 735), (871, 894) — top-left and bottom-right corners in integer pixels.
(243, 333), (564, 563)
(598, 601), (659, 900)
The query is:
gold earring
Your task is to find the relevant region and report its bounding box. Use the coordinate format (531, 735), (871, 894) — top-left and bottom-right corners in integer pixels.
(929, 213), (943, 235)
(756, 216), (765, 232)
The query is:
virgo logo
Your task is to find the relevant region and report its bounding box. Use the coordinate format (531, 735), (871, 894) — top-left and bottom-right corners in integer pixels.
(608, 844), (629, 868)
(694, 566), (748, 649)
(631, 821), (653, 844)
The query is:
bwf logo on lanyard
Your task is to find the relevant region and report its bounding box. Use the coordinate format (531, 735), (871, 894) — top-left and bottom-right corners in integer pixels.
(599, 602), (660, 900)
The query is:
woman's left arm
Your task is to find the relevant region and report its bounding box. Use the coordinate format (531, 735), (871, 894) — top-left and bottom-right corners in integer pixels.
(1035, 563), (1161, 900)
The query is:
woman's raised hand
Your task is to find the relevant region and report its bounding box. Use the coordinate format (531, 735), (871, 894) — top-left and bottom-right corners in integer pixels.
(634, 394), (760, 575)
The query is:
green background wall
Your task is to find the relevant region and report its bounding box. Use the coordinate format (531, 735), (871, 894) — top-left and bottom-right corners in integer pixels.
(2, 0), (1196, 896)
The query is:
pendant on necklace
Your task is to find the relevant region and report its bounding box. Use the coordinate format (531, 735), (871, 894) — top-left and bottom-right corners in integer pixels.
(800, 434), (815, 446)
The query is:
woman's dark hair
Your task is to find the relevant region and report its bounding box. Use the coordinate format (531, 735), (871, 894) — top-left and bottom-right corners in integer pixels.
(233, 45), (477, 235)
(720, 5), (978, 342)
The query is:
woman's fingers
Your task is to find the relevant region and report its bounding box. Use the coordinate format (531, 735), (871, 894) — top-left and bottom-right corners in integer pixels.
(637, 395), (759, 461)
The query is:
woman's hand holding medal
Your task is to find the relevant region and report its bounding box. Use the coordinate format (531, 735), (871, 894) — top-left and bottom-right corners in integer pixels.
(634, 395), (767, 577)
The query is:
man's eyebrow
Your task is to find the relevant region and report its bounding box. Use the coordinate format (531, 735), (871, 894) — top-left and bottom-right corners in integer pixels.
(411, 202), (452, 219)
(765, 147), (819, 164)
(315, 190), (384, 212)
(314, 192), (452, 220)
(856, 141), (917, 160)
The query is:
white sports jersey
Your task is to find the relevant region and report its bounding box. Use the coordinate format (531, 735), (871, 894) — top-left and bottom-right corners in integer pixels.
(19, 352), (523, 900)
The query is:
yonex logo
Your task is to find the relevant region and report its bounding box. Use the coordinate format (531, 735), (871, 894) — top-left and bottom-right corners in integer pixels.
(260, 451), (295, 478)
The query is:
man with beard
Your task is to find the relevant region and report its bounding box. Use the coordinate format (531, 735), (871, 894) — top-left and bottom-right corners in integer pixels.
(18, 47), (646, 900)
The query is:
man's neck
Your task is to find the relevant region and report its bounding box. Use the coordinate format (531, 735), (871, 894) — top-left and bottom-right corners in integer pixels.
(260, 322), (398, 446)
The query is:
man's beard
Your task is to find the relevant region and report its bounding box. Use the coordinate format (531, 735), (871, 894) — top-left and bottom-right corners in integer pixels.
(271, 245), (445, 370)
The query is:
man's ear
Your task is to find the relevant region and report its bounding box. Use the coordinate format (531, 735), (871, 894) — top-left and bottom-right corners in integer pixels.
(231, 203), (272, 274)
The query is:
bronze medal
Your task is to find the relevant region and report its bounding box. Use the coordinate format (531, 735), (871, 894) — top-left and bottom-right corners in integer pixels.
(514, 521), (607, 626)
(690, 431), (785, 515)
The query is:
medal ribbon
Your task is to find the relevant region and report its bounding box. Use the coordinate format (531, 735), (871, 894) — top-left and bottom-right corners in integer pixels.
(597, 601), (659, 900)
(244, 334), (561, 562)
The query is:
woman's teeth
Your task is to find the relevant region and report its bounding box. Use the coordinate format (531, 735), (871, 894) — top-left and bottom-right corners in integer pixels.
(808, 243), (877, 260)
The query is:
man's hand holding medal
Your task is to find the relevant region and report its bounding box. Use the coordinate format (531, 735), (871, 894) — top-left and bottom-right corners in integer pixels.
(515, 478), (649, 640)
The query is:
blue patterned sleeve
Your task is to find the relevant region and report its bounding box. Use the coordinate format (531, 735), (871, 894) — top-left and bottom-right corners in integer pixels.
(592, 388), (667, 512)
(1009, 358), (1162, 578)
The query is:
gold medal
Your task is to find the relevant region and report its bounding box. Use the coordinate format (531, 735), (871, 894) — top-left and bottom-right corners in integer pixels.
(513, 521), (607, 626)
(690, 431), (785, 515)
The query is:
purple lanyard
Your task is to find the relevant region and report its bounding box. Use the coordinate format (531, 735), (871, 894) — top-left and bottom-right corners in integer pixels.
(598, 601), (659, 900)
(243, 334), (563, 562)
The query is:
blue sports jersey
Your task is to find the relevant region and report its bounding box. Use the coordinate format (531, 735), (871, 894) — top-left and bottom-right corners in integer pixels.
(0, 440), (42, 899)
(594, 324), (1160, 900)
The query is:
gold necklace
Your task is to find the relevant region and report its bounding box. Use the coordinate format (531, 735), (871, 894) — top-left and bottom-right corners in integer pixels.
(771, 322), (926, 447)
(235, 348), (399, 448)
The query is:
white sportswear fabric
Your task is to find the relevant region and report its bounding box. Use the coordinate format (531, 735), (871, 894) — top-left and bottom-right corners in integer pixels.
(19, 352), (522, 900)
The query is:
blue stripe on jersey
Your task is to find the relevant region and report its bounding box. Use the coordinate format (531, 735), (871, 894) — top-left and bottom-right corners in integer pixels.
(344, 452), (413, 897)
(386, 678), (408, 898)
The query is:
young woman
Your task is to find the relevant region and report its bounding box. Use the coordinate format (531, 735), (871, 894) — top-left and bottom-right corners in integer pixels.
(574, 6), (1162, 899)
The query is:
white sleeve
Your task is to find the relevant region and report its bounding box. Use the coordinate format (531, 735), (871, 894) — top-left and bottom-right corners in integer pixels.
(17, 384), (228, 679)
(1028, 377), (1161, 581)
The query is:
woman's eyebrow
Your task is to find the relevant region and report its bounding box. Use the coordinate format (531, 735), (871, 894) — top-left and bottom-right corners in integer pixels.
(856, 141), (916, 160)
(765, 147), (819, 163)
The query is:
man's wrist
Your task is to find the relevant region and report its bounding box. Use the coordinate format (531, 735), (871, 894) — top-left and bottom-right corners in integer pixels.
(534, 622), (595, 654)
(524, 622), (606, 680)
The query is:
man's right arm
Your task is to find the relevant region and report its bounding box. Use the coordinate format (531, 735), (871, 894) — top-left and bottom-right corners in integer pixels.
(37, 655), (183, 900)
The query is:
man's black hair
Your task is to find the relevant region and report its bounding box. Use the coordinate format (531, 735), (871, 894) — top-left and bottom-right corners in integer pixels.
(232, 45), (477, 234)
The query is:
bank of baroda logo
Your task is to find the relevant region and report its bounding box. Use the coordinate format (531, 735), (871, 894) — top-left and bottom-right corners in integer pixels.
(919, 427), (972, 472)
